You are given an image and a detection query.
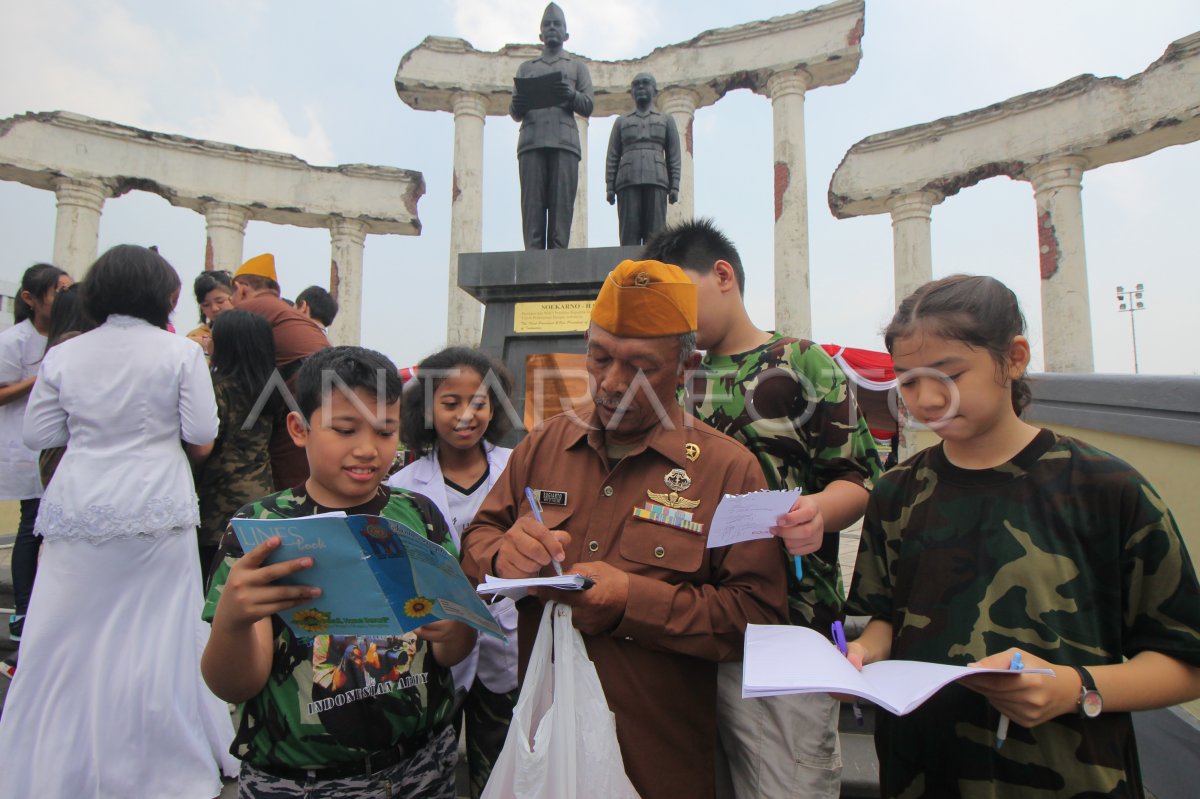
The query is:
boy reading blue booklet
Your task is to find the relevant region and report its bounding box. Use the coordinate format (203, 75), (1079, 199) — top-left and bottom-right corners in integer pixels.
(231, 513), (503, 640)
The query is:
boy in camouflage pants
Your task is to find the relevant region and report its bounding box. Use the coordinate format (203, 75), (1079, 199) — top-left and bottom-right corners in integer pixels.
(202, 347), (476, 798)
(642, 219), (883, 798)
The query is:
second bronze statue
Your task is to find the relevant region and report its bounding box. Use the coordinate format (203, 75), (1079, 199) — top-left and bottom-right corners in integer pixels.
(606, 73), (681, 247)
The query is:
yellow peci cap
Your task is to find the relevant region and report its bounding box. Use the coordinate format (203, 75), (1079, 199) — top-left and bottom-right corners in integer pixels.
(590, 259), (697, 337)
(234, 253), (277, 283)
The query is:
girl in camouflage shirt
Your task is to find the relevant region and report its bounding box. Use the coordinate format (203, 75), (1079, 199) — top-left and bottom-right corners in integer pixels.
(845, 274), (1200, 798)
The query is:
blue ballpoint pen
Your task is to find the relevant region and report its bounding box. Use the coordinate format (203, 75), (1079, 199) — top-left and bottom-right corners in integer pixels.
(525, 486), (562, 576)
(995, 651), (1024, 748)
(831, 621), (864, 727)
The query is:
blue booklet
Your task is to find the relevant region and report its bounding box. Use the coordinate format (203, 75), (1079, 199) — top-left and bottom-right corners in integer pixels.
(231, 513), (504, 641)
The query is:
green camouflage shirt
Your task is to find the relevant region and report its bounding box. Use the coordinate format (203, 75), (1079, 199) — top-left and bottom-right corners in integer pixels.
(202, 485), (459, 771)
(194, 377), (275, 546)
(846, 429), (1200, 798)
(688, 333), (883, 629)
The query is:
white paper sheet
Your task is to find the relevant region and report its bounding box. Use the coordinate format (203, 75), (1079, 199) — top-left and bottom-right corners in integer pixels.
(742, 624), (1053, 715)
(476, 573), (592, 600)
(706, 488), (802, 548)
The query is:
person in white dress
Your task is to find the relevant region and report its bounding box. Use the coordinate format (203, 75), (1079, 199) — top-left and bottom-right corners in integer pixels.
(0, 245), (237, 798)
(387, 346), (518, 799)
(0, 262), (71, 674)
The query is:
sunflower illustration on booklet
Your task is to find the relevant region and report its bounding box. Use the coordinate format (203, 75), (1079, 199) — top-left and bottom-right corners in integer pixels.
(231, 512), (505, 640)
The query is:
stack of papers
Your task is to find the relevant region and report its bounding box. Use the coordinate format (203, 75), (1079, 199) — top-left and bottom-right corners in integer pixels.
(476, 573), (593, 600)
(742, 624), (1052, 715)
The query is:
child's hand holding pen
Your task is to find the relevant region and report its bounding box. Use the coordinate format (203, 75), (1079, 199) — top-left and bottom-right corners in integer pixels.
(965, 648), (1070, 732)
(832, 621), (865, 726)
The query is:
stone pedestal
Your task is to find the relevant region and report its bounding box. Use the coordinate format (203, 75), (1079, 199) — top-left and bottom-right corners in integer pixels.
(458, 245), (640, 442)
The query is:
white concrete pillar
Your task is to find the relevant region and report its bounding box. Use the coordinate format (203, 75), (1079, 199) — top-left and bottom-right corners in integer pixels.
(327, 218), (368, 346)
(767, 69), (813, 339)
(888, 190), (940, 306)
(1024, 156), (1093, 373)
(447, 90), (487, 346)
(52, 176), (110, 276)
(569, 113), (589, 249)
(658, 87), (699, 225)
(203, 202), (250, 273)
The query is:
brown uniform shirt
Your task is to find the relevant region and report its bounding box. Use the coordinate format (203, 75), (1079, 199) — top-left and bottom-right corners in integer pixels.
(463, 406), (788, 799)
(237, 293), (330, 488)
(236, 294), (330, 367)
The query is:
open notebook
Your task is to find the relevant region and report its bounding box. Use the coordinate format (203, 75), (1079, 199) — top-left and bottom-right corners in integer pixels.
(742, 624), (1052, 715)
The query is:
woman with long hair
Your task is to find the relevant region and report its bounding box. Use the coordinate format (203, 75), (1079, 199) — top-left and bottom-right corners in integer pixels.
(0, 245), (236, 797)
(193, 308), (277, 582)
(0, 262), (71, 679)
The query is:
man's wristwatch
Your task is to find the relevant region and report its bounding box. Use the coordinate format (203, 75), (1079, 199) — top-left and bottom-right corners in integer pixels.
(1072, 665), (1103, 718)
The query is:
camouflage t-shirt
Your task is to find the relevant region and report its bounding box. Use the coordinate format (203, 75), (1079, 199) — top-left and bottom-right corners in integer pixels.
(202, 485), (459, 771)
(688, 333), (883, 629)
(194, 376), (274, 547)
(846, 428), (1200, 798)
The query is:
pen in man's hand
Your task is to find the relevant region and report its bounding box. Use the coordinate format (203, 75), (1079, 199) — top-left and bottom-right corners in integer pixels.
(995, 651), (1024, 749)
(831, 620), (864, 727)
(524, 486), (562, 576)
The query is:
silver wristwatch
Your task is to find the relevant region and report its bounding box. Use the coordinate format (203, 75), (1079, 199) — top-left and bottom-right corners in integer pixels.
(1072, 665), (1103, 718)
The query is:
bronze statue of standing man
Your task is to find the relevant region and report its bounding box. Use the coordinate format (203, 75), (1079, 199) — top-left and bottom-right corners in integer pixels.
(510, 3), (594, 250)
(605, 73), (680, 246)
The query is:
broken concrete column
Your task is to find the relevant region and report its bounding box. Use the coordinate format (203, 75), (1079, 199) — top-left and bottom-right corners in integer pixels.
(52, 176), (110, 276)
(568, 114), (588, 249)
(1025, 156), (1093, 373)
(888, 190), (940, 305)
(658, 87), (699, 224)
(447, 90), (487, 346)
(327, 217), (368, 346)
(203, 201), (250, 273)
(767, 69), (813, 339)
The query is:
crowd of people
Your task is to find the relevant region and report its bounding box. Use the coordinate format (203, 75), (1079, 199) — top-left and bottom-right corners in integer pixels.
(0, 216), (1197, 799)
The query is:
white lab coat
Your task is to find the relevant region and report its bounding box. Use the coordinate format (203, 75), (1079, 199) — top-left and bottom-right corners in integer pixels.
(388, 442), (519, 693)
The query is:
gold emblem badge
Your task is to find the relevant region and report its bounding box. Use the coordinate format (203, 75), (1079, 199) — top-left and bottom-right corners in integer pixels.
(684, 443), (700, 462)
(634, 271), (651, 287)
(649, 468), (699, 509)
(646, 489), (701, 510)
(664, 468), (692, 492)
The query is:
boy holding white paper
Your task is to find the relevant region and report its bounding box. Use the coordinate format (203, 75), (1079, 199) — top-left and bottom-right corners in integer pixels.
(642, 219), (883, 798)
(202, 346), (475, 799)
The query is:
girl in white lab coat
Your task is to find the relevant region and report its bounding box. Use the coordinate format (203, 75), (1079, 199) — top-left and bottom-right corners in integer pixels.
(388, 346), (517, 798)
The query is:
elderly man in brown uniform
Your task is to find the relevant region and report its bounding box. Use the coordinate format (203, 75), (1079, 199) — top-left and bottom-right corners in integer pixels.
(462, 260), (793, 799)
(230, 253), (330, 490)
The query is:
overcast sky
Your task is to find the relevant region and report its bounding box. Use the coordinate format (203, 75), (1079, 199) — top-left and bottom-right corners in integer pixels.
(0, 0), (1196, 374)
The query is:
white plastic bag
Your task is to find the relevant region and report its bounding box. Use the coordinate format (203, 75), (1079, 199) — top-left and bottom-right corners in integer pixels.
(481, 601), (641, 799)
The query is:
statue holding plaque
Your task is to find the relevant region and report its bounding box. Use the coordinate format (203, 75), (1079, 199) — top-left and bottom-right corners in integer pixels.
(510, 3), (594, 250)
(605, 73), (680, 246)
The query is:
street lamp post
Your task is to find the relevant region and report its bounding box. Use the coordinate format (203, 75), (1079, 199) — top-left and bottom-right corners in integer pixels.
(1115, 283), (1146, 374)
